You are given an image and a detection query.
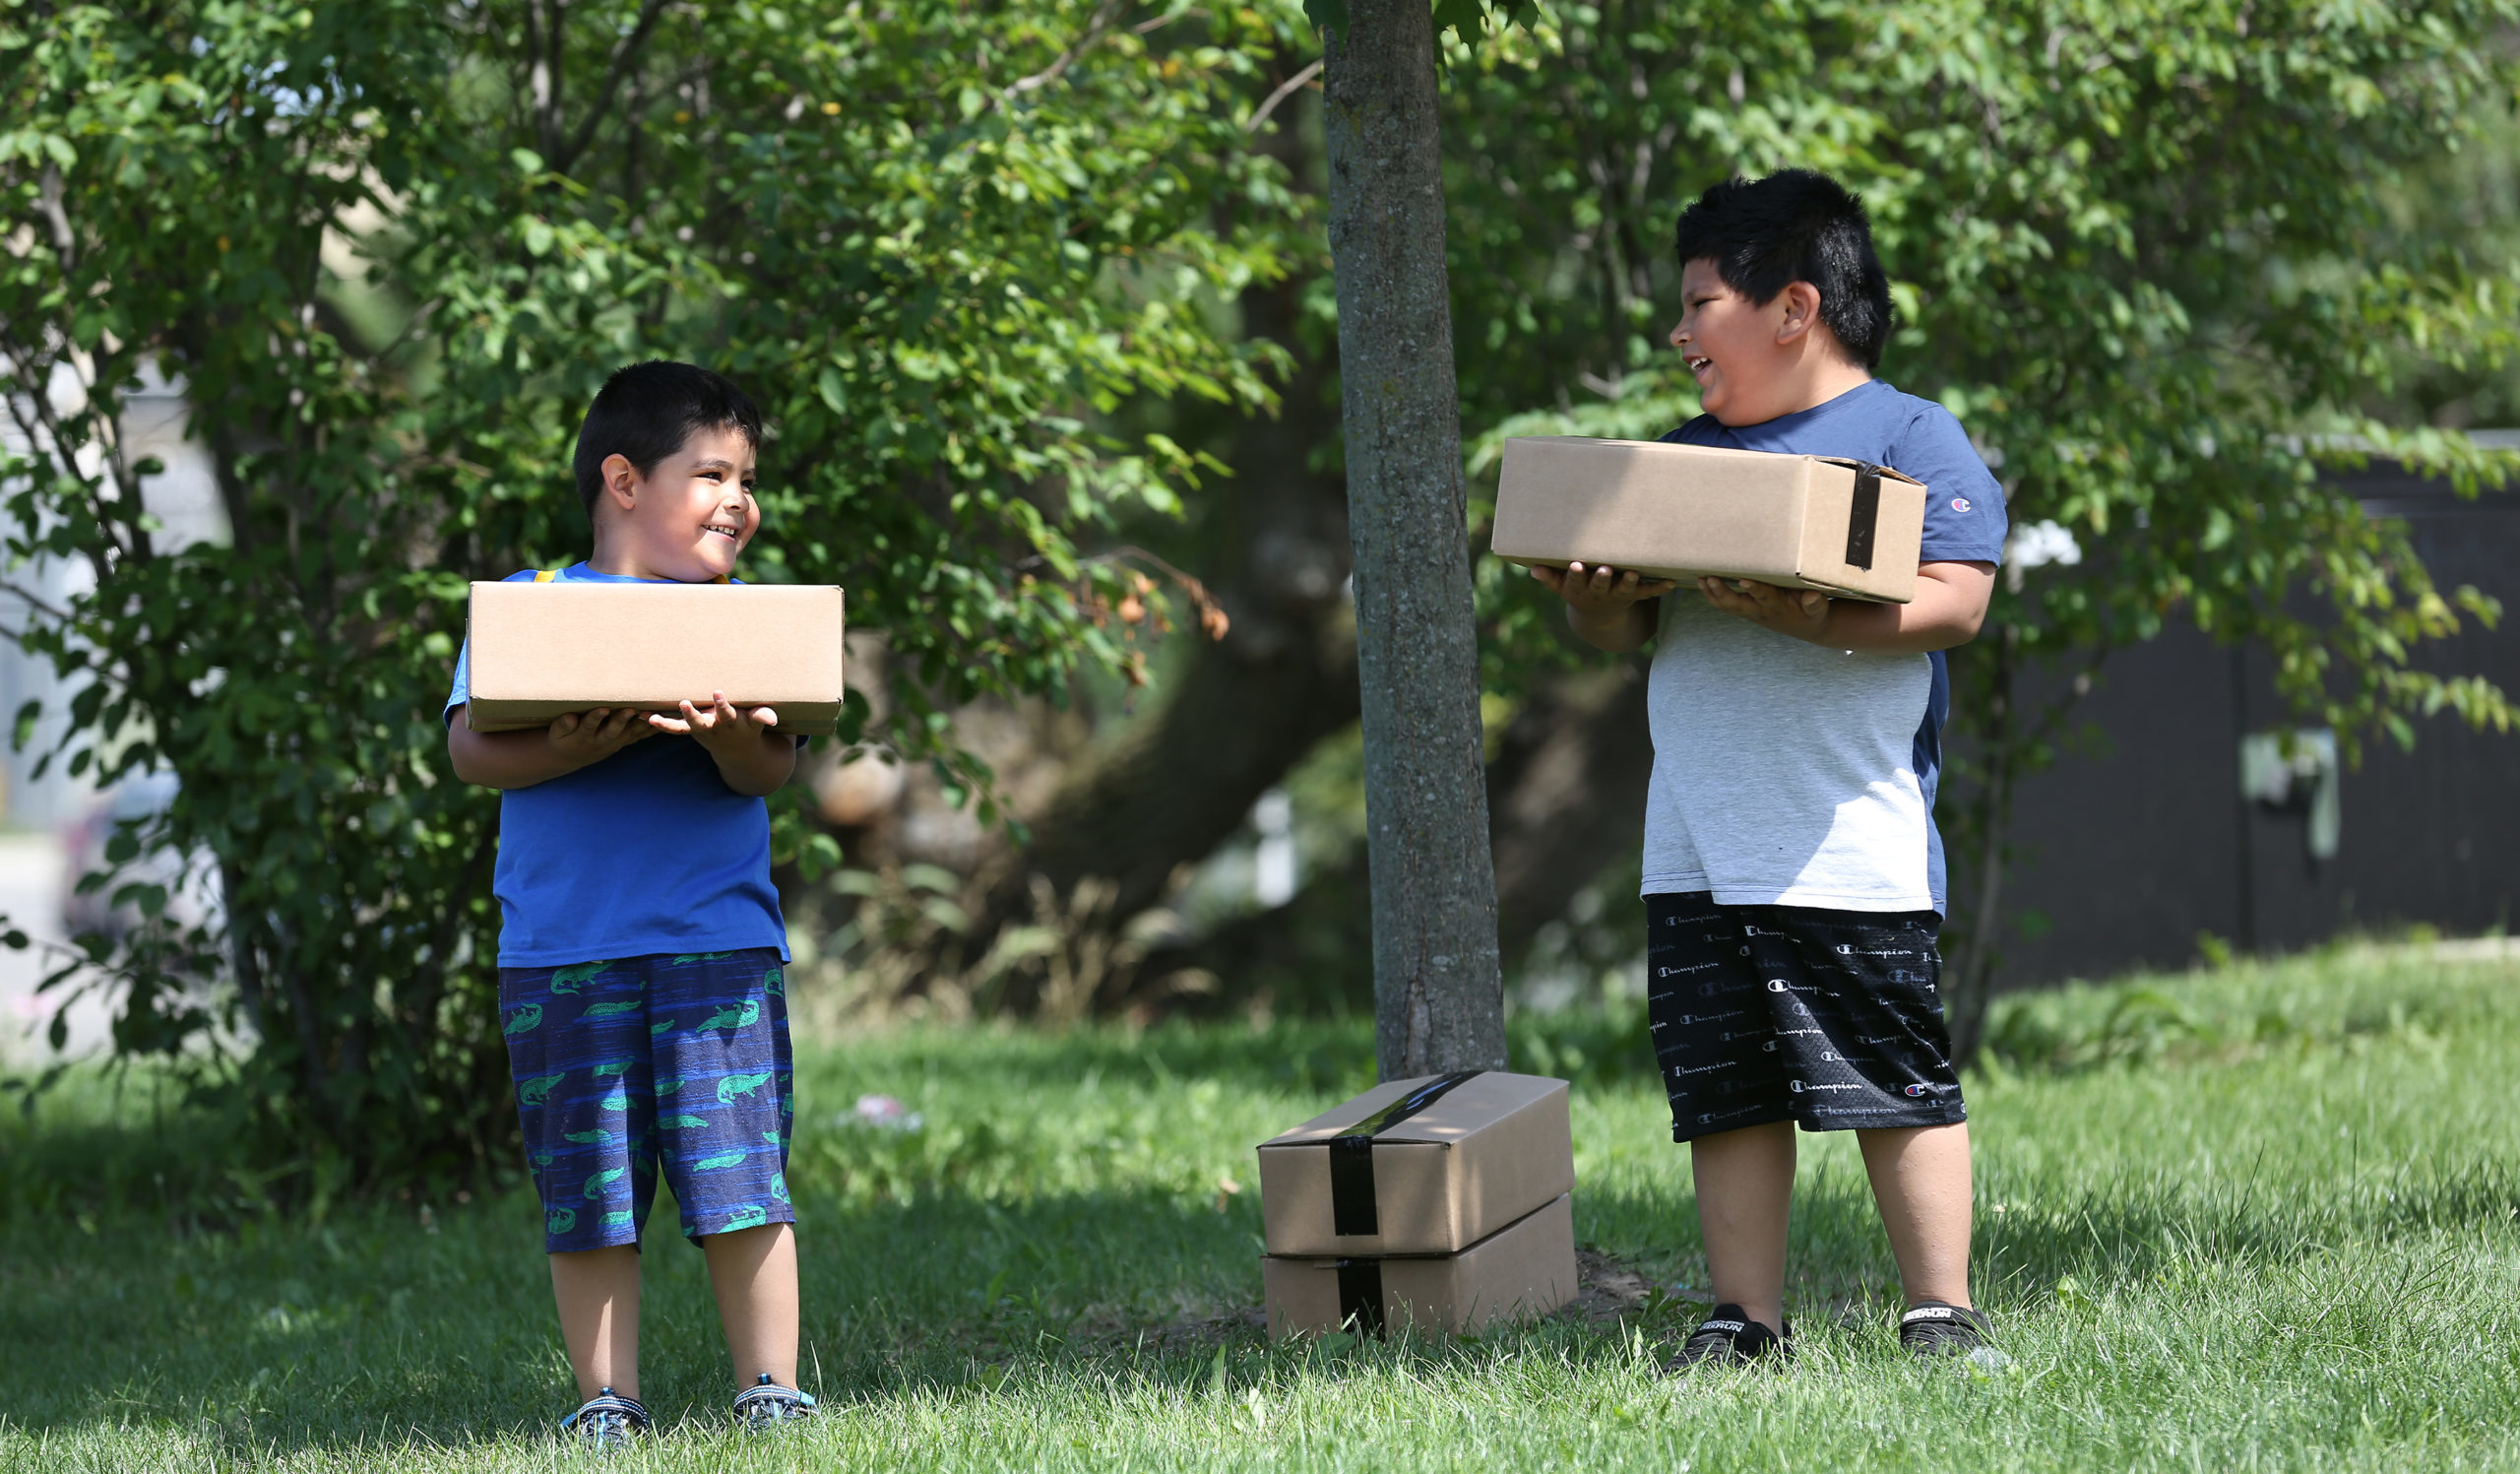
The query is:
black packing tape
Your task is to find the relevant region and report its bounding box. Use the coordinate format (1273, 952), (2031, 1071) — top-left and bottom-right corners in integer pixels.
(1325, 1070), (1483, 1238)
(1845, 463), (1883, 571)
(1335, 1259), (1385, 1335)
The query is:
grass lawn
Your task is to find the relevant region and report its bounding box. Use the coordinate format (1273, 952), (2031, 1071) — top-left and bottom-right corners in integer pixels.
(3, 942), (2517, 1471)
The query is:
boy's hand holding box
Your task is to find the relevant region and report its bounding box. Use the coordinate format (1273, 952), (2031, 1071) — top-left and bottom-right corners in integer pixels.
(1490, 436), (1929, 605)
(463, 581), (848, 735)
(1255, 1071), (1578, 1338)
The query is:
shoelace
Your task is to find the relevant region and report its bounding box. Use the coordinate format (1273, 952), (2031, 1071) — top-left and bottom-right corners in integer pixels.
(733, 1373), (817, 1428)
(560, 1386), (650, 1446)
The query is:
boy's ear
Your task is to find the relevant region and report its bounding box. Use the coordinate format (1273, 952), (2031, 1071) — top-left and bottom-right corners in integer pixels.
(1773, 282), (1825, 346)
(599, 452), (641, 515)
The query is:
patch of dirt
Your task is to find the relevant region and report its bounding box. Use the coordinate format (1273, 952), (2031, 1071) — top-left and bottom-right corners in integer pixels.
(1568, 1245), (1710, 1323)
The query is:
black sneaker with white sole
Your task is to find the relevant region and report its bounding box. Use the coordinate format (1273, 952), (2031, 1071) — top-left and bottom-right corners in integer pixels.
(559, 1386), (650, 1451)
(1898, 1301), (1994, 1357)
(1662, 1303), (1795, 1374)
(733, 1373), (817, 1432)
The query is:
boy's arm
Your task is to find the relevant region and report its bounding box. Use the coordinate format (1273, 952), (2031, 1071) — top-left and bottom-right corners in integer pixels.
(1531, 562), (1680, 653)
(648, 692), (798, 798)
(1696, 560), (1996, 654)
(447, 706), (659, 790)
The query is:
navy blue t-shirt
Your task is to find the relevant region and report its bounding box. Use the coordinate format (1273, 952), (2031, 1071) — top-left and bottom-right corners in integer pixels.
(446, 564), (789, 968)
(1659, 377), (2007, 564)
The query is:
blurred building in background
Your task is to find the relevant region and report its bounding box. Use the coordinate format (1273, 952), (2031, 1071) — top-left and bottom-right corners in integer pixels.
(0, 367), (225, 1057)
(1997, 438), (2520, 984)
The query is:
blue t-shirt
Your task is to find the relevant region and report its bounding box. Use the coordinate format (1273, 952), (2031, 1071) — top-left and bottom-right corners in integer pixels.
(1642, 379), (2007, 914)
(1659, 378), (2007, 564)
(446, 563), (789, 968)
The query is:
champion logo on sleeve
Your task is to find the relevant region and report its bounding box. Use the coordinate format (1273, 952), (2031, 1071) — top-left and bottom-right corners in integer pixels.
(1950, 496), (1974, 513)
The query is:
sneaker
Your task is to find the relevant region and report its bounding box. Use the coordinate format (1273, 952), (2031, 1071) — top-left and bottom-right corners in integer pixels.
(1662, 1303), (1795, 1374)
(1898, 1301), (1994, 1358)
(559, 1387), (649, 1451)
(733, 1373), (817, 1432)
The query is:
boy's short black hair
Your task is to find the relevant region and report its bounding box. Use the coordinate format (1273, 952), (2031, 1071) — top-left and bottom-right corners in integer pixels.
(1671, 170), (1893, 369)
(572, 360), (764, 517)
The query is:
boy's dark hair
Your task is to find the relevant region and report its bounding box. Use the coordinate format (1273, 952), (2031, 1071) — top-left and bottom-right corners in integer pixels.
(1671, 170), (1893, 369)
(572, 360), (764, 517)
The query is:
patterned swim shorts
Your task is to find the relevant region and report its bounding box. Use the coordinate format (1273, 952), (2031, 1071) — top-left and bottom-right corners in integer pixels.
(499, 948), (795, 1252)
(1646, 892), (1965, 1143)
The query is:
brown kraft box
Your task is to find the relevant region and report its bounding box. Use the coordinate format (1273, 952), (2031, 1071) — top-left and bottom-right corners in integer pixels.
(1255, 1071), (1572, 1258)
(1488, 435), (1928, 603)
(463, 581), (847, 736)
(1260, 1192), (1577, 1339)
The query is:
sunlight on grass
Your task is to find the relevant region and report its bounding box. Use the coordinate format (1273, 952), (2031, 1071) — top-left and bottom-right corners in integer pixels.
(3, 943), (2516, 1471)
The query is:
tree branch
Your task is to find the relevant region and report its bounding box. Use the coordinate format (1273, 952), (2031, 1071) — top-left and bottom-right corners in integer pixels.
(1243, 59), (1322, 134)
(1002, 0), (1127, 102)
(554, 0), (673, 174)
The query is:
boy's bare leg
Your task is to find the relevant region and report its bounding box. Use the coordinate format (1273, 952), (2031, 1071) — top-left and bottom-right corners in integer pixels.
(549, 1247), (643, 1400)
(1690, 1120), (1796, 1334)
(702, 1222), (799, 1388)
(1857, 1122), (1975, 1308)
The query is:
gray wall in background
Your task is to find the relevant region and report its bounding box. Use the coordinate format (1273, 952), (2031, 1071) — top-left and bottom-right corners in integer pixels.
(1984, 456), (2519, 986)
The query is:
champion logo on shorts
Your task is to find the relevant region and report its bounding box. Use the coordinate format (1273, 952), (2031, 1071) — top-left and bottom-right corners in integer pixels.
(1951, 496), (1973, 513)
(1905, 1083), (1933, 1097)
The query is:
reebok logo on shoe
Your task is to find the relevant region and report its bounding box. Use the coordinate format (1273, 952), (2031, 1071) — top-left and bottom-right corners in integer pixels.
(1899, 1301), (1993, 1358)
(1662, 1303), (1794, 1376)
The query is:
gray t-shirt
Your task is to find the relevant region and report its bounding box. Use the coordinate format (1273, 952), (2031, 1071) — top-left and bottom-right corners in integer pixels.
(1643, 380), (2007, 915)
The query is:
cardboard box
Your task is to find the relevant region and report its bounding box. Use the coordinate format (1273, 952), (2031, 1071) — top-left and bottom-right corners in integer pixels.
(463, 582), (847, 735)
(1256, 1071), (1572, 1257)
(1489, 435), (1927, 603)
(1261, 1192), (1577, 1338)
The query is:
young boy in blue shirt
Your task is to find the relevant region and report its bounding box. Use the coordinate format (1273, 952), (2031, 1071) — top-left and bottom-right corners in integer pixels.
(1536, 171), (2008, 1368)
(446, 360), (815, 1442)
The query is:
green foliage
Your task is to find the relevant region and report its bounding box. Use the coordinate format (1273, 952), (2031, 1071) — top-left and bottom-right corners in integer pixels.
(0, 1), (1302, 1185)
(1452, 0), (2520, 737)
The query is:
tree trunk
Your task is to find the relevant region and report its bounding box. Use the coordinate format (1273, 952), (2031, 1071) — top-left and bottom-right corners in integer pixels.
(1322, 3), (1506, 1079)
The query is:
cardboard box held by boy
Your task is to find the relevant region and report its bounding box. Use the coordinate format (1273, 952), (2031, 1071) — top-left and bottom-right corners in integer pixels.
(1489, 436), (1928, 604)
(464, 581), (848, 734)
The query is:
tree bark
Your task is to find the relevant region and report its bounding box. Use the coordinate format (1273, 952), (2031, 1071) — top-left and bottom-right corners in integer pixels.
(1322, 3), (1506, 1079)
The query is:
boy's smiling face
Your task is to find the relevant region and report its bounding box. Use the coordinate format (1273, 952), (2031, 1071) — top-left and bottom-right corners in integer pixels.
(1668, 257), (1868, 427)
(593, 424), (760, 582)
(1669, 258), (1778, 425)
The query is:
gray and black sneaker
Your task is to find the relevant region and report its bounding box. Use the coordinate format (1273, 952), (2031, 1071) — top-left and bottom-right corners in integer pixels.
(559, 1386), (649, 1451)
(1662, 1303), (1795, 1375)
(733, 1373), (817, 1432)
(1898, 1301), (1994, 1358)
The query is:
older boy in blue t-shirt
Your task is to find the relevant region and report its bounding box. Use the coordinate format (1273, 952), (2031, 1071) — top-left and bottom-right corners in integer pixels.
(446, 361), (814, 1443)
(1537, 171), (2008, 1369)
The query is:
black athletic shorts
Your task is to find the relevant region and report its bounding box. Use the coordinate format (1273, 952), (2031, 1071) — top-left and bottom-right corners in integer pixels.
(1646, 891), (1966, 1142)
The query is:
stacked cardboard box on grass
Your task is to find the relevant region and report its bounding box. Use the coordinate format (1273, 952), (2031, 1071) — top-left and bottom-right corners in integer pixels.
(1255, 1072), (1578, 1338)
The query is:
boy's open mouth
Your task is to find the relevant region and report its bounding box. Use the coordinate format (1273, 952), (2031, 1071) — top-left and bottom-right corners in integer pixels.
(702, 520), (741, 543)
(1685, 355), (1713, 377)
